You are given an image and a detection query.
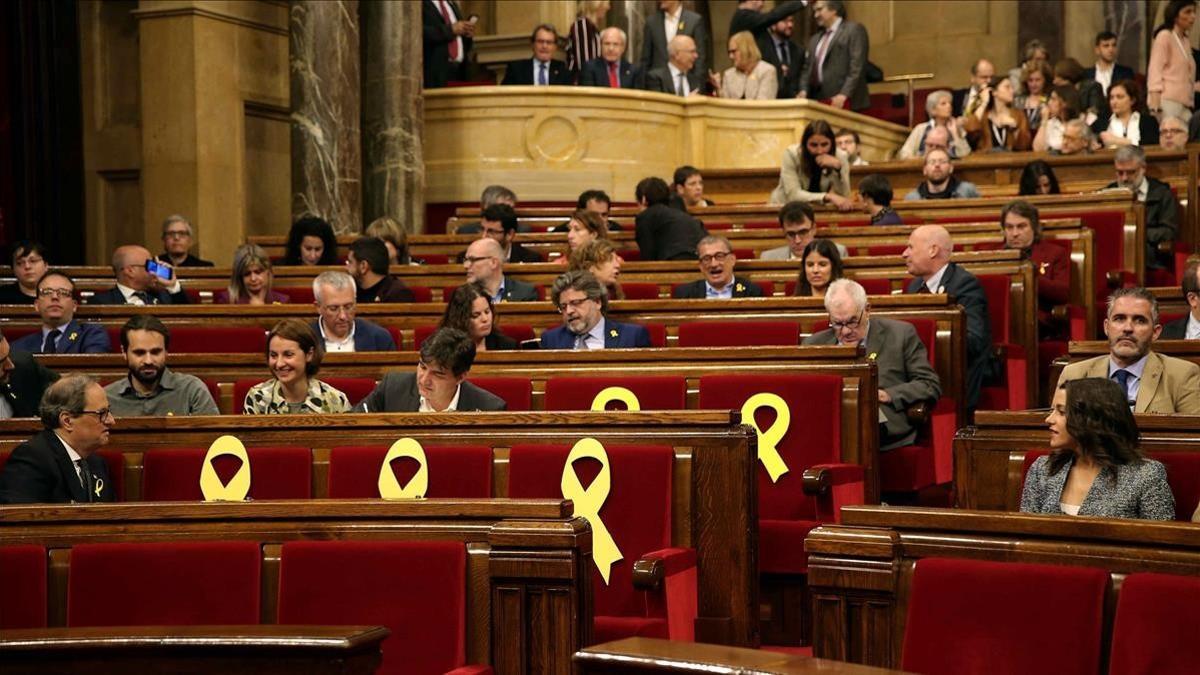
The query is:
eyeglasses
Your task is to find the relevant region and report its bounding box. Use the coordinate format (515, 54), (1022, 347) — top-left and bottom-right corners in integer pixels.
(1161, 128), (1186, 135)
(463, 255), (495, 265)
(556, 297), (592, 313)
(698, 252), (732, 265)
(37, 288), (73, 299)
(163, 230), (190, 239)
(784, 229), (813, 240)
(78, 408), (114, 421)
(830, 310), (865, 332)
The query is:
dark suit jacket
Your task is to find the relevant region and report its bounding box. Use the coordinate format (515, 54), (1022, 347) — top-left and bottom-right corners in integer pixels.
(640, 8), (708, 75)
(508, 243), (543, 264)
(1104, 177), (1179, 269)
(0, 284), (35, 304)
(539, 319), (651, 349)
(759, 33), (804, 99)
(358, 275), (414, 303)
(0, 430), (115, 504)
(157, 253), (214, 267)
(906, 263), (995, 410)
(484, 331), (518, 351)
(729, 0), (806, 36)
(798, 19), (870, 110)
(11, 321), (111, 354)
(3, 350), (60, 418)
(580, 58), (645, 89)
(501, 58), (572, 85)
(1161, 315), (1195, 340)
(644, 65), (705, 95)
(804, 317), (941, 449)
(422, 0), (471, 89)
(86, 285), (190, 305)
(310, 318), (397, 352)
(672, 276), (764, 299)
(354, 372), (507, 413)
(1082, 64), (1135, 92)
(635, 203), (707, 261)
(502, 277), (539, 302)
(1090, 111), (1159, 146)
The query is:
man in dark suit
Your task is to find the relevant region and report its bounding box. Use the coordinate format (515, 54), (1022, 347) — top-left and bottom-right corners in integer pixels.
(580, 27), (644, 89)
(1106, 145), (1178, 272)
(0, 374), (115, 503)
(640, 0), (707, 76)
(502, 24), (572, 86)
(634, 177), (707, 261)
(903, 225), (995, 412)
(540, 271), (651, 349)
(311, 271), (397, 352)
(10, 271), (110, 354)
(1082, 31), (1134, 97)
(422, 0), (474, 88)
(346, 237), (414, 303)
(478, 203), (541, 264)
(798, 0), (870, 111)
(355, 328), (506, 413)
(157, 215), (213, 268)
(1161, 259), (1200, 339)
(0, 331), (60, 419)
(464, 239), (539, 303)
(87, 245), (190, 306)
(952, 58), (995, 117)
(805, 279), (941, 450)
(644, 35), (704, 96)
(759, 13), (805, 99)
(673, 236), (764, 299)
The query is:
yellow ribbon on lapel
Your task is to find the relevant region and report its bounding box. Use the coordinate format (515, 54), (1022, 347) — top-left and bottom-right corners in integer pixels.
(560, 437), (623, 584)
(199, 435), (251, 501)
(741, 393), (791, 483)
(590, 387), (641, 411)
(377, 438), (429, 499)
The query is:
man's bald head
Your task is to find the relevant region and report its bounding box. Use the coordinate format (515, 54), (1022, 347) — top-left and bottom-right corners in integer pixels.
(111, 245), (155, 289)
(903, 225), (953, 279)
(924, 126), (950, 154)
(464, 237), (503, 287)
(468, 237), (503, 260)
(667, 35), (699, 72)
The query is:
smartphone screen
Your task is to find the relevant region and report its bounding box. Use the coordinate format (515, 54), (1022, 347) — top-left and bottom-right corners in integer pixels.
(145, 260), (173, 280)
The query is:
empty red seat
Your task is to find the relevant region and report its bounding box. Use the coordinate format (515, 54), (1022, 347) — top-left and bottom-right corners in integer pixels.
(95, 449), (125, 501)
(644, 322), (667, 347)
(786, 277), (894, 296)
(466, 376), (531, 411)
(1109, 572), (1200, 675)
(902, 557), (1109, 675)
(0, 545), (46, 628)
(975, 274), (1027, 411)
(865, 244), (906, 256)
(278, 540), (480, 675)
(320, 377), (377, 408)
(327, 445), (492, 498)
(142, 446), (311, 501)
(508, 444), (693, 644)
(677, 321), (798, 348)
(68, 541), (261, 627)
(544, 376), (687, 411)
(276, 286), (316, 304)
(414, 324), (537, 350)
(156, 327), (266, 353)
(620, 283), (661, 300)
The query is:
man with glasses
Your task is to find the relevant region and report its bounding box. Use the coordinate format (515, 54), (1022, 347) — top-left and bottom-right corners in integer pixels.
(645, 35), (704, 96)
(355, 327), (506, 412)
(477, 203), (541, 263)
(1104, 144), (1178, 272)
(1158, 115), (1188, 151)
(554, 189), (622, 232)
(105, 315), (218, 417)
(88, 245), (191, 305)
(541, 270), (650, 349)
(761, 201), (846, 260)
(0, 240), (49, 304)
(156, 214), (213, 267)
(0, 329), (60, 420)
(673, 235), (763, 298)
(11, 271), (110, 354)
(309, 271), (396, 352)
(805, 279), (941, 450)
(463, 239), (538, 303)
(501, 24), (571, 86)
(0, 374), (115, 503)
(1057, 119), (1094, 156)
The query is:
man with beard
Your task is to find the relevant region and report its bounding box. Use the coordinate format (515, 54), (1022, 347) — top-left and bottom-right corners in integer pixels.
(903, 149), (980, 200)
(540, 270), (651, 349)
(1057, 287), (1200, 413)
(104, 315), (219, 416)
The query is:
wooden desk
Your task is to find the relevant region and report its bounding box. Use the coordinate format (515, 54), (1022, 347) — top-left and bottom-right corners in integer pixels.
(0, 625), (388, 675)
(1046, 338), (1200, 392)
(574, 637), (910, 674)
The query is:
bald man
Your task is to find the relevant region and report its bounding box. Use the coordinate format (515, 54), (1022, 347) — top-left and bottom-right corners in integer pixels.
(463, 238), (538, 303)
(87, 245), (190, 305)
(580, 27), (645, 89)
(645, 35), (705, 96)
(903, 225), (995, 411)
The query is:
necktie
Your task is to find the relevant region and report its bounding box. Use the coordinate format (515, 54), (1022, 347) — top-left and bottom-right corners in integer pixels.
(608, 62), (619, 88)
(133, 291), (153, 305)
(538, 62), (548, 86)
(813, 31), (833, 86)
(778, 40), (789, 65)
(676, 72), (686, 96)
(574, 333), (589, 350)
(42, 329), (61, 354)
(76, 460), (95, 502)
(1113, 369), (1133, 404)
(917, 284), (932, 295)
(438, 1), (459, 60)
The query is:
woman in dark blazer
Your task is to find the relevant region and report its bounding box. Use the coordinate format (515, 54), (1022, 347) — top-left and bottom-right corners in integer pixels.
(1021, 378), (1175, 520)
(440, 282), (517, 352)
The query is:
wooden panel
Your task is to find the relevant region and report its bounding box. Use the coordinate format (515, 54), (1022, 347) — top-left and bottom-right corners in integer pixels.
(573, 636), (908, 674)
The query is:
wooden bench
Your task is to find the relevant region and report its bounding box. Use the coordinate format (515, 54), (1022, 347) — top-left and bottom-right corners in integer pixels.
(574, 637), (906, 674)
(805, 505), (1200, 670)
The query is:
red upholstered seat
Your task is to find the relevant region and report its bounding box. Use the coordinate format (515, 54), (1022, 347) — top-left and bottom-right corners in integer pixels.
(275, 286), (315, 304)
(698, 374), (861, 573)
(0, 545), (46, 628)
(865, 244), (906, 256)
(902, 557), (1109, 675)
(644, 322), (667, 347)
(975, 274), (1027, 411)
(1109, 572), (1200, 675)
(408, 286), (433, 303)
(328, 445), (492, 498)
(386, 325), (406, 350)
(233, 378), (259, 414)
(320, 377), (377, 408)
(466, 376), (531, 411)
(1, 326), (39, 345)
(620, 283), (661, 300)
(414, 324), (537, 350)
(1023, 450), (1200, 521)
(788, 277), (893, 297)
(677, 321), (799, 348)
(68, 541), (261, 627)
(95, 449), (125, 501)
(142, 446), (311, 501)
(167, 327), (266, 353)
(544, 376), (686, 411)
(418, 253), (449, 265)
(508, 444), (693, 643)
(278, 540), (475, 675)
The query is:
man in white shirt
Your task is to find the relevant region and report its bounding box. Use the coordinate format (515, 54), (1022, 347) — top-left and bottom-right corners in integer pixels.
(310, 271), (397, 353)
(1162, 260), (1200, 339)
(354, 328), (506, 413)
(645, 35), (703, 96)
(86, 245), (190, 305)
(956, 58), (995, 117)
(1083, 30), (1134, 97)
(640, 0), (707, 76)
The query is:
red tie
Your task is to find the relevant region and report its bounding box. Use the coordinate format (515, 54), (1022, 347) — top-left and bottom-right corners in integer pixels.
(608, 62), (619, 88)
(438, 0), (458, 60)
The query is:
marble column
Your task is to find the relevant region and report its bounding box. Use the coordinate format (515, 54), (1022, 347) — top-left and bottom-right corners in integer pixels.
(361, 0), (424, 233)
(290, 0), (361, 233)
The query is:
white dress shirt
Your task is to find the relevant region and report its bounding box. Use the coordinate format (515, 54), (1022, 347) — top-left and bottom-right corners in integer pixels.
(663, 5), (682, 43)
(1093, 62), (1113, 95)
(318, 318), (357, 353)
(1186, 313), (1200, 340)
(921, 263), (951, 294)
(705, 281), (734, 299)
(668, 62), (690, 95)
(1106, 112), (1142, 146)
(419, 384), (462, 412)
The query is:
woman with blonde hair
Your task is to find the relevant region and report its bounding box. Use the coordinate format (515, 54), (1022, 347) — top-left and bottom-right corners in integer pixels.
(568, 239), (624, 299)
(217, 243), (288, 305)
(364, 216), (412, 265)
(567, 0), (610, 76)
(710, 31), (777, 100)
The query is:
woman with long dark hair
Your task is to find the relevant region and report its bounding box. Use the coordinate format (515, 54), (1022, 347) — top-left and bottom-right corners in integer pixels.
(964, 75), (1032, 152)
(439, 282), (516, 351)
(793, 238), (844, 297)
(769, 119), (853, 210)
(1018, 160), (1060, 196)
(1021, 378), (1174, 520)
(282, 216), (339, 266)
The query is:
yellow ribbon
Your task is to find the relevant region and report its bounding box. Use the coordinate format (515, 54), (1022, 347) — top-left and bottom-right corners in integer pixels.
(377, 438), (429, 499)
(590, 387), (641, 411)
(741, 393), (791, 483)
(199, 435), (251, 501)
(93, 478), (104, 498)
(560, 437), (623, 584)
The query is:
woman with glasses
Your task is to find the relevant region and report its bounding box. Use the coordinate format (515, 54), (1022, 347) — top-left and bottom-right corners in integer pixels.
(710, 31), (777, 100)
(243, 319), (350, 414)
(793, 239), (844, 297)
(217, 244), (288, 305)
(439, 282), (517, 352)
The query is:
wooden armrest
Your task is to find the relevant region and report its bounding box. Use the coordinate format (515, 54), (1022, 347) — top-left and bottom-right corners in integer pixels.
(905, 401), (930, 424)
(1050, 304), (1070, 322)
(801, 467), (831, 496)
(632, 558), (664, 591)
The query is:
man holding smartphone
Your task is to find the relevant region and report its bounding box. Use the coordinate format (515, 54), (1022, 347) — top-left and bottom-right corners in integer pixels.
(87, 245), (191, 305)
(423, 0), (476, 88)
